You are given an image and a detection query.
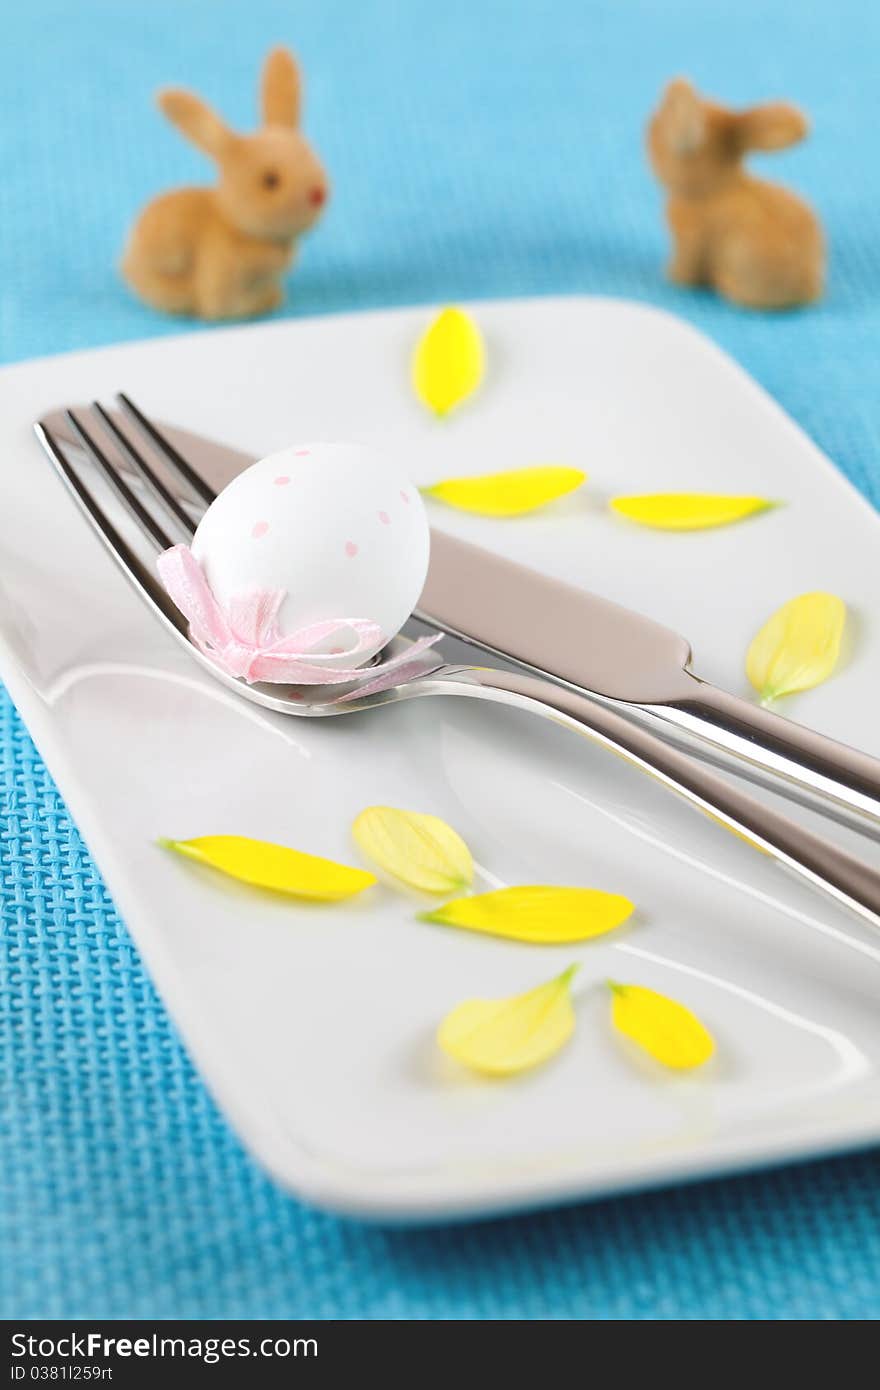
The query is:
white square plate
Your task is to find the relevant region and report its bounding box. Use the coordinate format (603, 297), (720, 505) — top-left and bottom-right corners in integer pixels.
(2, 297), (879, 1223)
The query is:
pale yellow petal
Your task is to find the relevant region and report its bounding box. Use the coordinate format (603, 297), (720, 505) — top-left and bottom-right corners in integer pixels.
(158, 834), (376, 901)
(424, 466), (585, 517)
(610, 493), (775, 530)
(746, 591), (846, 703)
(421, 885), (633, 943)
(411, 307), (485, 416)
(438, 964), (579, 1075)
(608, 982), (714, 1070)
(352, 805), (473, 894)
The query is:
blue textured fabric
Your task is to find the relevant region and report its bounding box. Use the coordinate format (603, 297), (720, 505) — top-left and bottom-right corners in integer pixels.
(2, 0), (880, 1321)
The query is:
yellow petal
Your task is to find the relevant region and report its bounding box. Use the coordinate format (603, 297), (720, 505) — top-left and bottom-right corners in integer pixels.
(158, 834), (375, 901)
(608, 982), (714, 1070)
(421, 885), (633, 943)
(411, 306), (485, 416)
(352, 805), (473, 894)
(424, 466), (586, 517)
(610, 493), (775, 530)
(438, 964), (579, 1076)
(746, 591), (846, 703)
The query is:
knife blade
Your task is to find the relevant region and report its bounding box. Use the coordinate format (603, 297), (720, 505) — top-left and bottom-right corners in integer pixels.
(417, 528), (694, 703)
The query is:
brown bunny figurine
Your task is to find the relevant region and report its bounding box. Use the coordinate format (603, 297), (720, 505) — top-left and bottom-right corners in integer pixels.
(648, 78), (824, 309)
(122, 47), (328, 320)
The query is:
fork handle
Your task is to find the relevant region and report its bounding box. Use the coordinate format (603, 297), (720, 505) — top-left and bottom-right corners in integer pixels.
(461, 667), (880, 929)
(644, 676), (880, 835)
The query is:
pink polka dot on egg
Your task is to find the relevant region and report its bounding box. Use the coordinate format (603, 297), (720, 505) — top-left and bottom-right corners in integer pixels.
(251, 520), (269, 540)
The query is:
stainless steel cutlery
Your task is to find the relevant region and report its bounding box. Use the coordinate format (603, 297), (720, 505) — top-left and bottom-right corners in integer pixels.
(35, 398), (880, 929)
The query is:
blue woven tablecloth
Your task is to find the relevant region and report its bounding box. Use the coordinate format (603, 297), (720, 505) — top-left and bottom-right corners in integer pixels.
(3, 0), (880, 1320)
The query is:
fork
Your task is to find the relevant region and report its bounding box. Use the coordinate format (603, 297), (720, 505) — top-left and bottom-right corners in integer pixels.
(34, 397), (880, 930)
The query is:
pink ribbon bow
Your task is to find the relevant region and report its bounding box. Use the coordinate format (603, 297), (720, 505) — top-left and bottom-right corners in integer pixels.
(157, 544), (439, 687)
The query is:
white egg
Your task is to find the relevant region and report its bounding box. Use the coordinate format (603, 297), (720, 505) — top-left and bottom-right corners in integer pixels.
(191, 442), (430, 668)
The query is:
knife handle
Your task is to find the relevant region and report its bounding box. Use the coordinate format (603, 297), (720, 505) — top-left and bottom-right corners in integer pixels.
(459, 667), (880, 930)
(643, 678), (880, 836)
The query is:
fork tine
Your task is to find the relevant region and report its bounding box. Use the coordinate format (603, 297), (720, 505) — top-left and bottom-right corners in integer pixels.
(33, 422), (188, 638)
(65, 409), (175, 552)
(92, 402), (197, 538)
(117, 393), (217, 507)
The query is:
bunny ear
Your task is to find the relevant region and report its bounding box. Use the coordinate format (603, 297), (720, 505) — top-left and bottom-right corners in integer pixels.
(262, 46), (301, 127)
(158, 89), (234, 159)
(662, 78), (705, 155)
(736, 102), (809, 152)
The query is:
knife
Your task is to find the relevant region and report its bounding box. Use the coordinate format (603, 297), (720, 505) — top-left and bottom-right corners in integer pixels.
(47, 410), (880, 835)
